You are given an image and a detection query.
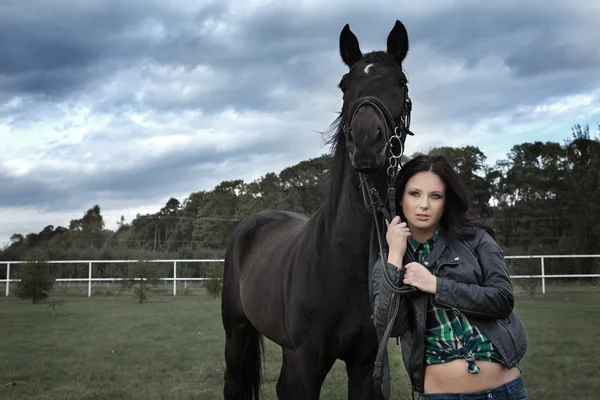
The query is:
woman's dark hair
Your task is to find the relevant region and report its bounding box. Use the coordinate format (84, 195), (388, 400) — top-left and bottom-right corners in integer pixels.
(395, 154), (494, 241)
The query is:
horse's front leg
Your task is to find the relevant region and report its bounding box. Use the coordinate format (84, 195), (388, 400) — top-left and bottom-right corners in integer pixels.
(276, 342), (336, 400)
(344, 330), (381, 400)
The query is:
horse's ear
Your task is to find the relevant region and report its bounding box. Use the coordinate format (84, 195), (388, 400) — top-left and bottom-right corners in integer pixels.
(386, 20), (409, 65)
(339, 24), (363, 68)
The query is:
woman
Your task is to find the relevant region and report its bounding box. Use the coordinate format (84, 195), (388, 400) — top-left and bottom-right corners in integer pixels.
(372, 154), (529, 399)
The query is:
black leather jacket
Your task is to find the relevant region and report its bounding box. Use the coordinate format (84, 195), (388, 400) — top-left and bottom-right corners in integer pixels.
(371, 226), (527, 395)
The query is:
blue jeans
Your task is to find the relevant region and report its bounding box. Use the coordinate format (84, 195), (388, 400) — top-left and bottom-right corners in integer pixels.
(419, 376), (529, 399)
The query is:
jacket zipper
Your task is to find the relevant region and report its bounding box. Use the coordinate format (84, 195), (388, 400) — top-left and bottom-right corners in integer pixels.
(498, 317), (520, 357)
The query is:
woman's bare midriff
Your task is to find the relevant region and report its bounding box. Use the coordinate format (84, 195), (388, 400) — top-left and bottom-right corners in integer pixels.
(424, 359), (521, 394)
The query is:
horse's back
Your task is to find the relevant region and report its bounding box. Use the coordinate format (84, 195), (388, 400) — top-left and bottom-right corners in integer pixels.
(229, 209), (308, 257)
(231, 209), (309, 282)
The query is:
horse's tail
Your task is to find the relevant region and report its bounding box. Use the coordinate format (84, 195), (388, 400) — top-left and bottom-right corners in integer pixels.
(223, 322), (265, 400)
(222, 218), (265, 400)
(238, 325), (264, 400)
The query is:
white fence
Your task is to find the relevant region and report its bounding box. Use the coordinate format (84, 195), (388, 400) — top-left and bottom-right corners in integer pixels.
(504, 254), (600, 294)
(0, 259), (222, 297)
(1, 255), (599, 297)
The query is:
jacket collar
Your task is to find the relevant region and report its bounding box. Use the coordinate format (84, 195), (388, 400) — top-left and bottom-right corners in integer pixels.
(421, 225), (462, 267)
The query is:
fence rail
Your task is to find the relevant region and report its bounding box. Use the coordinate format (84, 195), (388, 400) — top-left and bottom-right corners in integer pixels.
(504, 254), (600, 294)
(0, 259), (221, 297)
(1, 255), (599, 297)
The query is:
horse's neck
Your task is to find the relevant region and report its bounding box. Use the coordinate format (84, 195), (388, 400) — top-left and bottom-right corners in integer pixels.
(331, 173), (372, 239)
(320, 165), (386, 261)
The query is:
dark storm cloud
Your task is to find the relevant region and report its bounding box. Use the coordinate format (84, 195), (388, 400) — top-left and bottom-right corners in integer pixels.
(0, 171), (61, 209)
(0, 1), (228, 98)
(409, 1), (598, 72)
(504, 41), (600, 78)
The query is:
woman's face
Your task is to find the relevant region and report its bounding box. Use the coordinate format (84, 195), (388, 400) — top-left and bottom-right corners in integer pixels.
(401, 170), (446, 234)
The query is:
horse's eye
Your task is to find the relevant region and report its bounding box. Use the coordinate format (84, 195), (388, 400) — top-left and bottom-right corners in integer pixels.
(339, 74), (349, 92)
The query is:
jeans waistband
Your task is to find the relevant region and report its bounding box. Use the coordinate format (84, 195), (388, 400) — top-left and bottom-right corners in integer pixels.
(419, 375), (526, 399)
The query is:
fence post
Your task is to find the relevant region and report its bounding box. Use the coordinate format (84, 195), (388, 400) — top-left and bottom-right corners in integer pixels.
(5, 263), (10, 297)
(541, 257), (546, 294)
(88, 261), (92, 297)
(173, 261), (177, 296)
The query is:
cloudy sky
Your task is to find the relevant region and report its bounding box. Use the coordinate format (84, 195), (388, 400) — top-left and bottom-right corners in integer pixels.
(1, 0), (599, 246)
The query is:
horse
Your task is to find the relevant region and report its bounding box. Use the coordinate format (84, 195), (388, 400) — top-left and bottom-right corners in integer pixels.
(221, 20), (414, 399)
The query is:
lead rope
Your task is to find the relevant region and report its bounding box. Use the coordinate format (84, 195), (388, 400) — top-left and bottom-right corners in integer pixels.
(362, 176), (417, 400)
(355, 81), (417, 400)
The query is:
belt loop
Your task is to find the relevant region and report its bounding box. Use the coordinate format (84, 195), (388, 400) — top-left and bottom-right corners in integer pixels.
(504, 379), (514, 397)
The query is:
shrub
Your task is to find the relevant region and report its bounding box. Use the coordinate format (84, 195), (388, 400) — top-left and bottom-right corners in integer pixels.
(203, 263), (223, 298)
(120, 260), (161, 303)
(15, 260), (55, 303)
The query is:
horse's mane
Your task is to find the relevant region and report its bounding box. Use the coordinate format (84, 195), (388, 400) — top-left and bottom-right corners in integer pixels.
(319, 112), (347, 215)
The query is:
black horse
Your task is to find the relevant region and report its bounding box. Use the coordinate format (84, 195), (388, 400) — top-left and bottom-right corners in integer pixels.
(222, 20), (414, 399)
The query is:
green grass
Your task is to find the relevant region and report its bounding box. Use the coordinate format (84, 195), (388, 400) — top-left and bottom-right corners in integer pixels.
(0, 292), (599, 399)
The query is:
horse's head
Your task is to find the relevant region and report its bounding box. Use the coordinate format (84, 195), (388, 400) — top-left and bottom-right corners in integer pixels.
(338, 20), (412, 175)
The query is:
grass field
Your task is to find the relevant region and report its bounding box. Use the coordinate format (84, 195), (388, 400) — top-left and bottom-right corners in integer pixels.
(1, 291), (599, 400)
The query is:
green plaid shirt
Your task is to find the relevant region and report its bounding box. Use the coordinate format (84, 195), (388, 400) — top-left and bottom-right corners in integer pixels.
(408, 230), (504, 374)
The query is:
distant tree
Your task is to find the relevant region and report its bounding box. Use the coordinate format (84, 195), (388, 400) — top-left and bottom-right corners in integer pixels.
(15, 251), (55, 303)
(160, 198), (181, 215)
(10, 233), (24, 244)
(69, 205), (105, 233)
(193, 180), (244, 249)
(120, 260), (162, 303)
(68, 205), (107, 248)
(116, 215), (128, 230)
(119, 249), (162, 303)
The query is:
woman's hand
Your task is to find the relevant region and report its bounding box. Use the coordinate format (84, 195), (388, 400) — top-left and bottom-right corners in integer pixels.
(386, 215), (410, 267)
(403, 262), (437, 294)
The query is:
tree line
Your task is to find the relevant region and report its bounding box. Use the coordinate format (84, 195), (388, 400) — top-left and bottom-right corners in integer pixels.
(1, 123), (599, 280)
